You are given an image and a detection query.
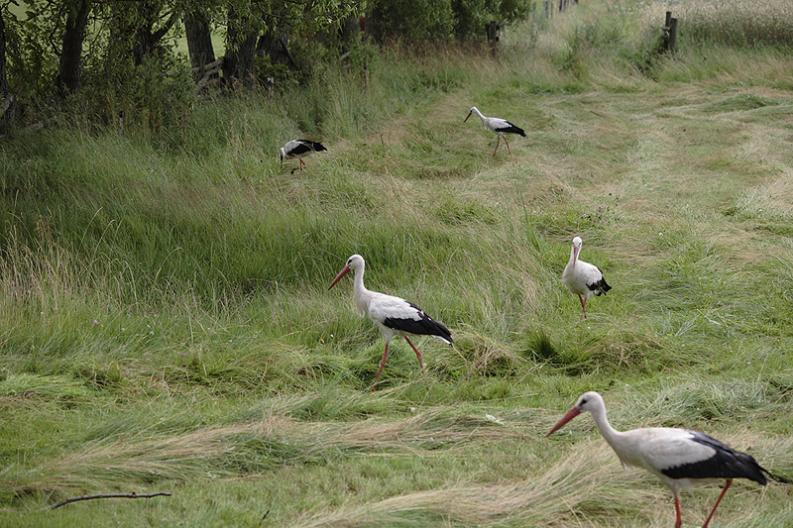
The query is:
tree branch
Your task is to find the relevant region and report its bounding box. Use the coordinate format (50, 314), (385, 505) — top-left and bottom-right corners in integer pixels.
(51, 492), (172, 510)
(151, 10), (179, 43)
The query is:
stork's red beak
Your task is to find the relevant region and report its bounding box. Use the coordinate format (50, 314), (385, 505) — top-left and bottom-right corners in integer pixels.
(464, 111), (472, 123)
(547, 406), (581, 436)
(328, 265), (350, 290)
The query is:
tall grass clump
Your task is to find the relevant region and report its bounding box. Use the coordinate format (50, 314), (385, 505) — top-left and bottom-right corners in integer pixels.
(676, 0), (793, 47)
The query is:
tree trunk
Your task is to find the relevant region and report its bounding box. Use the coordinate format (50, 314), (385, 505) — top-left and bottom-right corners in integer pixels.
(56, 0), (91, 96)
(0, 8), (14, 134)
(184, 11), (215, 79)
(223, 7), (258, 89)
(132, 3), (178, 66)
(255, 28), (295, 68)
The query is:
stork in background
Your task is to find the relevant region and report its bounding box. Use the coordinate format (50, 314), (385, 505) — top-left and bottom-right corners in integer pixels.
(464, 106), (526, 156)
(329, 254), (452, 383)
(279, 139), (327, 171)
(548, 391), (791, 528)
(562, 236), (611, 319)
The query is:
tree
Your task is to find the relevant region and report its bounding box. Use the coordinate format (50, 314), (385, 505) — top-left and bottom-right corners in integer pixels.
(184, 10), (215, 77)
(55, 0), (91, 95)
(132, 1), (179, 66)
(222, 3), (258, 88)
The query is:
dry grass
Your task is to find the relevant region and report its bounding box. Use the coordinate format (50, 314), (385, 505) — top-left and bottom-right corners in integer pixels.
(3, 407), (548, 499)
(292, 434), (793, 528)
(735, 168), (793, 223)
(672, 0), (793, 46)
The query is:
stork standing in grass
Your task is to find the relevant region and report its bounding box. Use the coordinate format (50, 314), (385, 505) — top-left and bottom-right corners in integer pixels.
(562, 236), (611, 319)
(329, 254), (452, 383)
(279, 139), (327, 171)
(548, 391), (791, 528)
(464, 106), (526, 156)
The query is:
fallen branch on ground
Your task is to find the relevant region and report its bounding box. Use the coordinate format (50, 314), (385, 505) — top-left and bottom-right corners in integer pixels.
(51, 491), (172, 510)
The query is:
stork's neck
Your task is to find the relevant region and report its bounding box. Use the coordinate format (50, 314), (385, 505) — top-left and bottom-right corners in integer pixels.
(352, 266), (371, 313)
(568, 245), (577, 269)
(590, 404), (624, 451)
(472, 107), (487, 123)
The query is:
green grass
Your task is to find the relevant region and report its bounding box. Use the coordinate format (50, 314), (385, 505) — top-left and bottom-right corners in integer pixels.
(2, 1), (793, 526)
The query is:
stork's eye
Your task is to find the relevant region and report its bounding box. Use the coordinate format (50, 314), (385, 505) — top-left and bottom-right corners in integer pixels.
(580, 398), (587, 405)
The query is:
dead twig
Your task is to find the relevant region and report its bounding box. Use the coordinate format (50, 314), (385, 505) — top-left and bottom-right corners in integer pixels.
(50, 491), (172, 510)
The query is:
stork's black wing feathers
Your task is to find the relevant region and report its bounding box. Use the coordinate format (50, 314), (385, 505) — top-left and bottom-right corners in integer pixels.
(587, 274), (611, 296)
(661, 431), (767, 484)
(496, 122), (526, 137)
(296, 139), (327, 152)
(288, 141), (314, 156)
(383, 302), (453, 344)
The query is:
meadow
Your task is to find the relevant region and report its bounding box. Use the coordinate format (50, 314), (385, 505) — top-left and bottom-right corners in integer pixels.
(2, 1), (793, 526)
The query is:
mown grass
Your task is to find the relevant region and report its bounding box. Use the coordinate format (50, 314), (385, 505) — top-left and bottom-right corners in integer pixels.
(2, 0), (793, 526)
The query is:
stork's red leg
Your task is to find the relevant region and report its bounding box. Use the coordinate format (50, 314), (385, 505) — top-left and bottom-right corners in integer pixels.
(702, 479), (732, 528)
(299, 159), (305, 170)
(504, 135), (511, 154)
(403, 336), (425, 370)
(492, 135), (500, 157)
(373, 342), (389, 382)
(577, 294), (587, 319)
(674, 494), (682, 528)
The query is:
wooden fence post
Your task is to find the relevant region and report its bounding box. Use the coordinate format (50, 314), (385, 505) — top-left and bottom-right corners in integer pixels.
(485, 21), (501, 56)
(662, 11), (678, 53)
(668, 17), (678, 53)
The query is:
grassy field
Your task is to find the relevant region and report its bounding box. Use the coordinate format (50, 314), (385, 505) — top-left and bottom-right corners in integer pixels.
(2, 1), (793, 526)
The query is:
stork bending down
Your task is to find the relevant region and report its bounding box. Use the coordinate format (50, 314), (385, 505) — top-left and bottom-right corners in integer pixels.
(329, 255), (452, 383)
(279, 139), (327, 171)
(548, 391), (791, 528)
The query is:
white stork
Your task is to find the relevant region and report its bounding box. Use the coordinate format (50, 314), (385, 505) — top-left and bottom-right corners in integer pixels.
(279, 139), (327, 171)
(562, 236), (611, 319)
(548, 391), (791, 528)
(328, 254), (452, 382)
(464, 106), (526, 156)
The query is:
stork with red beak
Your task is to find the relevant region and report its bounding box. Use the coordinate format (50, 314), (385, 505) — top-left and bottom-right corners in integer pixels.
(548, 391), (791, 528)
(464, 106), (526, 157)
(329, 254), (452, 382)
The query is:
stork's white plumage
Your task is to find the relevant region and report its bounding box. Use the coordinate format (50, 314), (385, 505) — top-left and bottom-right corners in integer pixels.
(464, 106), (526, 156)
(548, 391), (791, 528)
(562, 236), (611, 318)
(279, 139), (327, 171)
(328, 254), (452, 383)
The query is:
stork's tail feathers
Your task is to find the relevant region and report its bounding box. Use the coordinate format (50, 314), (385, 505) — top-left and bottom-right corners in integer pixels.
(762, 466), (793, 484)
(311, 141), (327, 152)
(501, 124), (526, 137)
(432, 320), (453, 345)
(589, 277), (612, 296)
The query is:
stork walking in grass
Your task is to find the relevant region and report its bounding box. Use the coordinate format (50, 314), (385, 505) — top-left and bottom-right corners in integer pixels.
(279, 139), (327, 171)
(548, 391), (791, 528)
(562, 236), (611, 319)
(464, 106), (526, 156)
(329, 254), (452, 383)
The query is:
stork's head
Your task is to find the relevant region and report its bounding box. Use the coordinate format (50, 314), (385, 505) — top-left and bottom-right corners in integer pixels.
(329, 254), (365, 290)
(571, 236), (583, 260)
(547, 391), (604, 436)
(464, 106), (478, 123)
